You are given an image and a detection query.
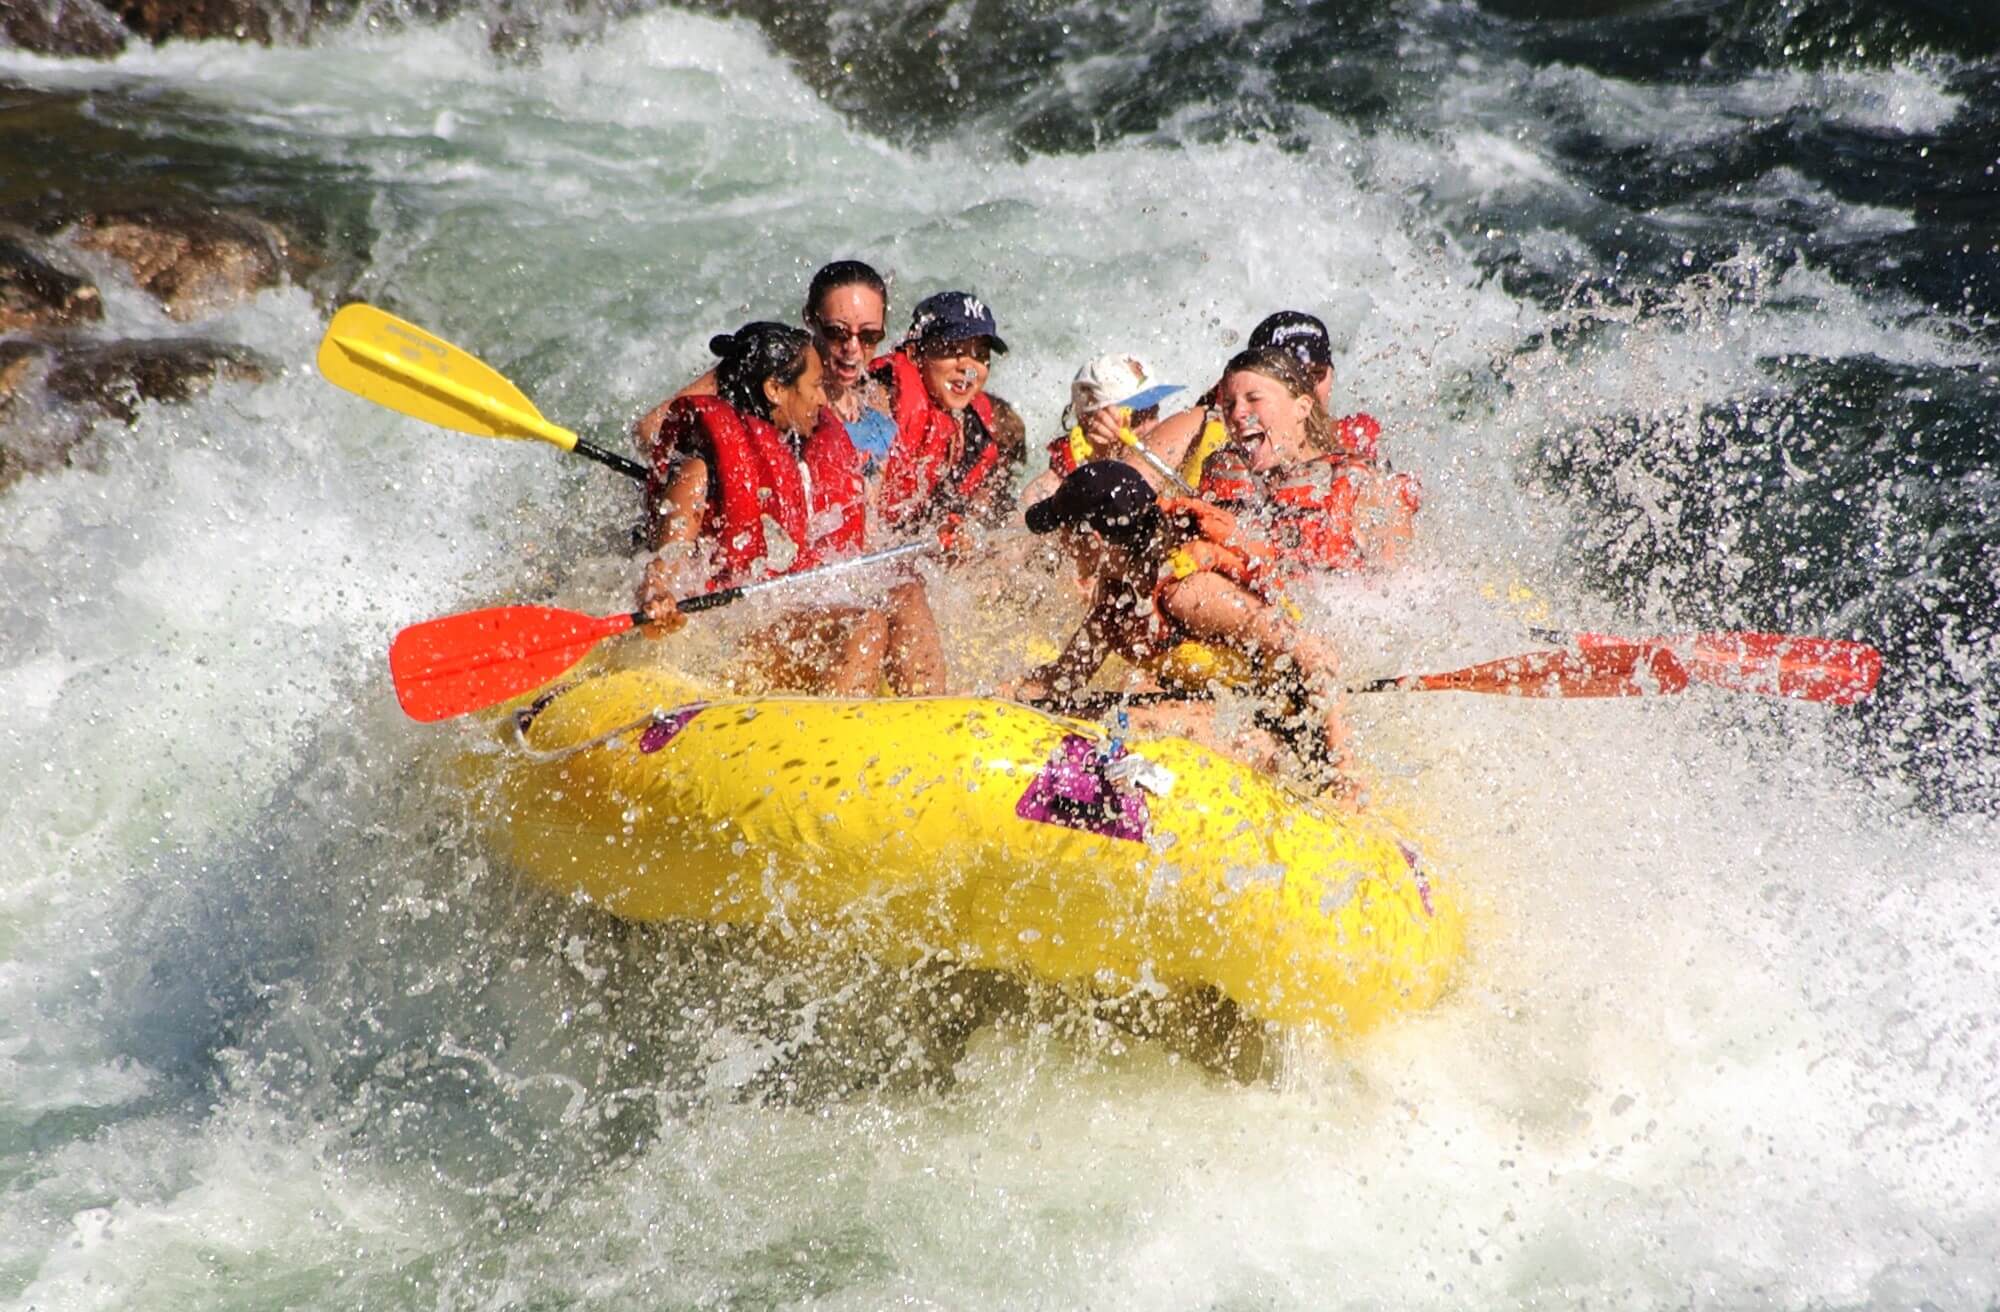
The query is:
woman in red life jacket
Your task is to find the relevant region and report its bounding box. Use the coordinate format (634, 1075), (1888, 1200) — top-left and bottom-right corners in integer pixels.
(1009, 461), (1351, 791)
(871, 290), (1013, 531)
(633, 261), (900, 471)
(1139, 311), (1419, 570)
(635, 322), (941, 695)
(801, 260), (900, 469)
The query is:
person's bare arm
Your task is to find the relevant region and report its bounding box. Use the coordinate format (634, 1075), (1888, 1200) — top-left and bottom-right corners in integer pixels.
(636, 458), (711, 630)
(1159, 571), (1348, 768)
(1157, 572), (1338, 687)
(1132, 405), (1208, 487)
(1352, 471), (1419, 568)
(1016, 467), (1062, 516)
(632, 370), (720, 451)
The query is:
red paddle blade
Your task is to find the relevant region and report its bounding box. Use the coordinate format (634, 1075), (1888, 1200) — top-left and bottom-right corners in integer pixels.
(1401, 644), (1691, 698)
(1572, 631), (1882, 705)
(388, 605), (636, 722)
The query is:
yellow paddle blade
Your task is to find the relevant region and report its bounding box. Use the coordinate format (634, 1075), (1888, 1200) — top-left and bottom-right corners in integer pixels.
(316, 303), (578, 452)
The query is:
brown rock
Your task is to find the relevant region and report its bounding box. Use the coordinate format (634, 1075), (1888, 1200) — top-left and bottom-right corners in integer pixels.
(0, 340), (86, 493)
(0, 231), (102, 331)
(110, 0), (275, 44)
(0, 338), (45, 408)
(0, 0), (129, 57)
(73, 207), (290, 320)
(46, 338), (269, 423)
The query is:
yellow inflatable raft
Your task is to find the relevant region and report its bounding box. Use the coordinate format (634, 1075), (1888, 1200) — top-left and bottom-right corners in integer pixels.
(470, 668), (1461, 1036)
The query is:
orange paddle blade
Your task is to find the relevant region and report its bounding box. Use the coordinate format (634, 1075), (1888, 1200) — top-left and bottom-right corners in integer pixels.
(388, 604), (638, 722)
(1380, 644), (1692, 698)
(1571, 631), (1882, 705)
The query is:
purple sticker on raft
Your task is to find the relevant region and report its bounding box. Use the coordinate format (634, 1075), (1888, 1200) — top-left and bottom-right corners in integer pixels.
(1016, 734), (1149, 843)
(1398, 839), (1435, 918)
(637, 704), (706, 754)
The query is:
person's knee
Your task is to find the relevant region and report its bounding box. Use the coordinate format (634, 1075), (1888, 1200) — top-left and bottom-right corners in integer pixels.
(849, 610), (891, 657)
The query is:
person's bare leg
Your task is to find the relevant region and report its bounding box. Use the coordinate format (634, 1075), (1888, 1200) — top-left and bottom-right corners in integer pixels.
(824, 609), (890, 697)
(737, 606), (872, 694)
(884, 579), (947, 695)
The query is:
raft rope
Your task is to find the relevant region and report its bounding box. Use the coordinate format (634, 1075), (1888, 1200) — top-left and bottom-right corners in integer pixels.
(509, 708), (664, 763)
(507, 684), (681, 764)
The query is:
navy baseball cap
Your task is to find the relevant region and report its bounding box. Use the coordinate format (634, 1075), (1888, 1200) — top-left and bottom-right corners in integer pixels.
(1248, 310), (1332, 372)
(907, 290), (1009, 355)
(1024, 459), (1161, 546)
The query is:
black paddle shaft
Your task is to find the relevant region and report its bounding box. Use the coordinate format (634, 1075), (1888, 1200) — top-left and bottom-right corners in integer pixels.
(573, 437), (649, 482)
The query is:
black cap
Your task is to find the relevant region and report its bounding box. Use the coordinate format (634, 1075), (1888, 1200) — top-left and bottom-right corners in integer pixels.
(1248, 310), (1331, 372)
(907, 290), (1009, 355)
(1024, 460), (1161, 545)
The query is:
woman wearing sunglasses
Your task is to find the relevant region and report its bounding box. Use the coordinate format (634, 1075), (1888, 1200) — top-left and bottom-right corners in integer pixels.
(799, 260), (900, 471)
(633, 269), (951, 694)
(633, 260), (898, 466)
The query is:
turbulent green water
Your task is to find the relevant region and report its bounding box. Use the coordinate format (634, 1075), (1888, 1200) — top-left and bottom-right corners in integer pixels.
(3, 2), (1997, 1307)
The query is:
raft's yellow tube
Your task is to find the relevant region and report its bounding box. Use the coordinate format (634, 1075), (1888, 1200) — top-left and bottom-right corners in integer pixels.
(473, 668), (1460, 1036)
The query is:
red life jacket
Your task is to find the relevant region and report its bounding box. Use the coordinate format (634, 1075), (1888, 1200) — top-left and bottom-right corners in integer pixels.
(1047, 432), (1080, 478)
(872, 350), (1001, 529)
(1267, 459), (1370, 572)
(646, 395), (866, 590)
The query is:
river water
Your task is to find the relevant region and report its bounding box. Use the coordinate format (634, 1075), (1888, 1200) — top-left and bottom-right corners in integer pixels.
(3, 2), (1997, 1307)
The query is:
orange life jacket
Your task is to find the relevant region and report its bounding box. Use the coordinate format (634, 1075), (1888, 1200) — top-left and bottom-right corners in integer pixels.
(1196, 442), (1419, 575)
(872, 350), (1001, 529)
(1266, 459), (1368, 572)
(646, 395), (866, 590)
(1157, 497), (1280, 599)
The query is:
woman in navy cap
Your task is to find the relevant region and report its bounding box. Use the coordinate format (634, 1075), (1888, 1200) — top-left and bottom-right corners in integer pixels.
(870, 290), (1014, 531)
(1138, 310), (1420, 574)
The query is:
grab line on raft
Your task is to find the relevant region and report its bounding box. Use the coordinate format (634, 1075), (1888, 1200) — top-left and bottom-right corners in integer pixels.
(510, 706), (683, 763)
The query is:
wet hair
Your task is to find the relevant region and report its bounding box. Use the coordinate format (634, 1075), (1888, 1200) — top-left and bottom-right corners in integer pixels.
(710, 322), (814, 421)
(1220, 347), (1335, 452)
(804, 260), (888, 321)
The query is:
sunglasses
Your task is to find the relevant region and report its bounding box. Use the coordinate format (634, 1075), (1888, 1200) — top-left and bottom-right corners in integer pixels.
(811, 319), (886, 349)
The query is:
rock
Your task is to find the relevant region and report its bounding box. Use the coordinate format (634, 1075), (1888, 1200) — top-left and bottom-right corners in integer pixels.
(45, 338), (270, 423)
(1, 88), (376, 313)
(0, 338), (45, 410)
(0, 339), (91, 493)
(0, 229), (102, 331)
(0, 0), (129, 58)
(73, 207), (291, 320)
(109, 0), (276, 44)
